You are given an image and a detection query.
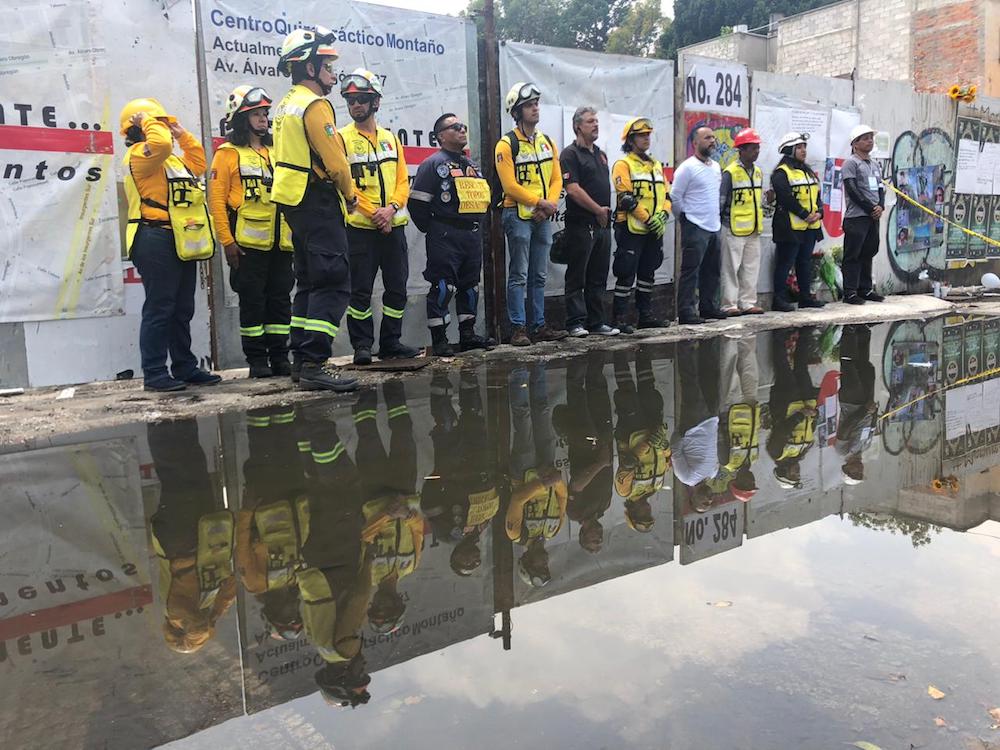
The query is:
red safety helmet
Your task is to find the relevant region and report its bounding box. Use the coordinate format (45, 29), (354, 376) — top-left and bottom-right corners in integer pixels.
(733, 128), (762, 148)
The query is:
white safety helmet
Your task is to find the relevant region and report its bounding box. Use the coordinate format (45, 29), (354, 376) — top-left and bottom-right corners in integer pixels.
(849, 124), (877, 144)
(778, 131), (809, 154)
(277, 26), (338, 76)
(505, 81), (541, 117)
(224, 86), (272, 124)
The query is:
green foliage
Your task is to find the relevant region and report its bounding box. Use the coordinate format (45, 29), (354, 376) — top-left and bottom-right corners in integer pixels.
(606, 0), (669, 57)
(848, 512), (941, 548)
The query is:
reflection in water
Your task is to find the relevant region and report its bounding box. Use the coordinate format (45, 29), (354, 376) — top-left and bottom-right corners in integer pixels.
(2, 317), (1000, 749)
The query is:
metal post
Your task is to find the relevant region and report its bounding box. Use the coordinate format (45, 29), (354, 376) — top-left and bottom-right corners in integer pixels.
(479, 0), (506, 343)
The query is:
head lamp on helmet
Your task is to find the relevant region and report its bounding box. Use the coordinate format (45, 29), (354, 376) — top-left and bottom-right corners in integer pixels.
(504, 81), (542, 117)
(778, 131), (809, 154)
(621, 117), (654, 142)
(277, 26), (338, 76)
(225, 86), (272, 124)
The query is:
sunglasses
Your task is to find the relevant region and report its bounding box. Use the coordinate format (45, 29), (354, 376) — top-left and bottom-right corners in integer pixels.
(321, 61), (336, 73)
(439, 122), (468, 134)
(345, 94), (375, 106)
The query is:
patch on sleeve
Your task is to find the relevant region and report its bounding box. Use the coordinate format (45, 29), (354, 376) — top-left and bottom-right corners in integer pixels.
(210, 169), (217, 180)
(496, 153), (503, 163)
(324, 123), (335, 137)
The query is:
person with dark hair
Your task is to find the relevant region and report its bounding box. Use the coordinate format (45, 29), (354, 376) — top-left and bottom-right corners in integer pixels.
(339, 69), (421, 365)
(611, 117), (671, 332)
(271, 27), (358, 392)
(766, 328), (819, 489)
(771, 132), (825, 311)
(409, 113), (495, 355)
(560, 106), (619, 338)
(119, 98), (221, 392)
(495, 82), (566, 346)
(209, 86), (295, 378)
(672, 126), (725, 324)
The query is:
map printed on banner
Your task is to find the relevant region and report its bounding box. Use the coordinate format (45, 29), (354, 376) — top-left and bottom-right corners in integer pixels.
(0, 0), (123, 323)
(200, 0), (474, 296)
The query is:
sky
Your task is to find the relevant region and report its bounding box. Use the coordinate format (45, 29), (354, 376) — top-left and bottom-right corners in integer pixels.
(366, 0), (675, 19)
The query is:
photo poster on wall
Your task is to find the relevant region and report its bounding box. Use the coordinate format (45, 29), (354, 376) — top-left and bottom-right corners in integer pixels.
(892, 164), (946, 255)
(683, 111), (750, 170)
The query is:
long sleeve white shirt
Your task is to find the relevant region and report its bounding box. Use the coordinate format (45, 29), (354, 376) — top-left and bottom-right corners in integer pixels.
(671, 155), (722, 232)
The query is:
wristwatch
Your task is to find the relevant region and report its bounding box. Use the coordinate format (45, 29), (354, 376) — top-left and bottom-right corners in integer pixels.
(389, 201), (400, 211)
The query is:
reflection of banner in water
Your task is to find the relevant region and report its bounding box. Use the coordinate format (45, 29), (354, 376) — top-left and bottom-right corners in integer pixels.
(885, 341), (938, 422)
(684, 111), (750, 170)
(0, 0), (122, 322)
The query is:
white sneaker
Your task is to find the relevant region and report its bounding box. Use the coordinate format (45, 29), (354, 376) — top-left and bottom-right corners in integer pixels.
(568, 326), (589, 338)
(589, 324), (620, 336)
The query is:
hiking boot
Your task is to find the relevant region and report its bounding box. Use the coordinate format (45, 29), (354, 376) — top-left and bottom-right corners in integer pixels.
(509, 326), (531, 346)
(378, 343), (421, 360)
(249, 361), (273, 378)
(430, 327), (455, 357)
(353, 347), (372, 366)
(459, 334), (498, 351)
(531, 324), (569, 343)
(298, 362), (358, 392)
(270, 358), (292, 377)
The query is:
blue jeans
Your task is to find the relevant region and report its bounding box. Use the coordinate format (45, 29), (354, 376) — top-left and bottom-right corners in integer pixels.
(503, 207), (551, 329)
(130, 225), (199, 381)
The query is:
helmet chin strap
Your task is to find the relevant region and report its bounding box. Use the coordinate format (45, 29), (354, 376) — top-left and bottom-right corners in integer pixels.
(250, 125), (269, 137)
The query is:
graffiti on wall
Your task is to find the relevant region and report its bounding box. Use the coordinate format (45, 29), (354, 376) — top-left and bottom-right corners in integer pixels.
(684, 111), (750, 169)
(887, 127), (954, 282)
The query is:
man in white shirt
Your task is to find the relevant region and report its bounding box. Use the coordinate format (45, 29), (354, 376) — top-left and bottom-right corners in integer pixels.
(671, 126), (725, 324)
(672, 340), (720, 486)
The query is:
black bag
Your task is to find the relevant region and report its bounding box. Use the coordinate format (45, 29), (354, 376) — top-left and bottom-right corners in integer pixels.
(549, 228), (570, 264)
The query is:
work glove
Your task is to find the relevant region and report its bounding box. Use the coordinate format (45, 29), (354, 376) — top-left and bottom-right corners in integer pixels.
(646, 211), (667, 238)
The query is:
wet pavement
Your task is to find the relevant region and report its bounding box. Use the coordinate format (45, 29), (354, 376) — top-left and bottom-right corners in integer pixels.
(1, 316), (998, 750)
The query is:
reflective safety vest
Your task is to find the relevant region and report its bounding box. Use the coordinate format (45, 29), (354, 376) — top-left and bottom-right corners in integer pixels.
(515, 469), (564, 541)
(616, 152), (669, 235)
(364, 495), (422, 584)
(503, 128), (556, 220)
(724, 161), (764, 236)
(778, 400), (817, 461)
(217, 143), (293, 251)
(271, 84), (322, 208)
(465, 486), (500, 529)
(724, 402), (760, 471)
(615, 426), (671, 500)
(340, 122), (409, 230)
(124, 150), (214, 261)
(777, 163), (821, 231)
(236, 497), (311, 594)
(298, 567), (363, 664)
(153, 510), (234, 610)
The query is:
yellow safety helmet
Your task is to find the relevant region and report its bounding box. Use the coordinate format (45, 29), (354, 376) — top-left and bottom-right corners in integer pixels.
(224, 86), (272, 124)
(621, 117), (654, 142)
(118, 97), (175, 135)
(504, 81), (541, 116)
(277, 26), (338, 76)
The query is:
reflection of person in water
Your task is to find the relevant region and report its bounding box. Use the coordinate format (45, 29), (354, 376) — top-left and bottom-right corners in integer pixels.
(836, 325), (878, 485)
(767, 328), (820, 489)
(673, 340), (720, 509)
(554, 350), (614, 552)
(613, 349), (671, 532)
(295, 412), (373, 708)
(422, 369), (499, 576)
(354, 381), (424, 635)
(505, 363), (567, 587)
(715, 335), (760, 502)
(234, 405), (308, 641)
(148, 420), (237, 654)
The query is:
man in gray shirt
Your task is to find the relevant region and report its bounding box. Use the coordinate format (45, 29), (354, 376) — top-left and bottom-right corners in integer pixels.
(840, 124), (885, 304)
(671, 126), (725, 324)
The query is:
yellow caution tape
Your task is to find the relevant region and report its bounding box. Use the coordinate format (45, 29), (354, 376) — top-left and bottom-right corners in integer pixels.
(883, 180), (1000, 249)
(878, 363), (1000, 423)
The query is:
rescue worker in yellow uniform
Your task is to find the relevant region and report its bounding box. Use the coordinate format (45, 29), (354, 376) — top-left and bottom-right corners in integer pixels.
(771, 132), (825, 311)
(613, 348), (671, 533)
(234, 404), (308, 641)
(209, 86), (295, 378)
(714, 389), (761, 503)
(120, 98), (221, 392)
(272, 27), (359, 392)
(295, 409), (374, 707)
(719, 128), (765, 315)
(147, 420), (236, 653)
(767, 328), (819, 489)
(353, 381), (424, 634)
(338, 69), (420, 365)
(612, 118), (671, 333)
(504, 363), (567, 587)
(422, 369), (499, 576)
(409, 113), (496, 356)
(495, 82), (566, 346)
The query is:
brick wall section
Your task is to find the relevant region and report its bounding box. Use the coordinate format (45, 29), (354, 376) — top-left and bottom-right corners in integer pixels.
(775, 1), (857, 77)
(912, 0), (984, 92)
